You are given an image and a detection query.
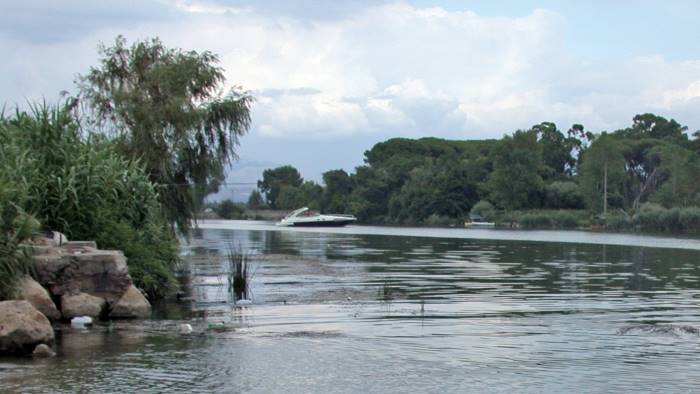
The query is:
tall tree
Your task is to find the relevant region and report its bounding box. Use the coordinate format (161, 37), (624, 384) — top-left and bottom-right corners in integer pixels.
(530, 122), (579, 179)
(487, 130), (544, 210)
(322, 169), (353, 213)
(579, 134), (626, 216)
(77, 36), (253, 233)
(258, 165), (303, 209)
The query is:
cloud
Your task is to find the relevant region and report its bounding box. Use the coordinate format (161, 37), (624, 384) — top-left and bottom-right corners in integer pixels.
(1, 0), (700, 142)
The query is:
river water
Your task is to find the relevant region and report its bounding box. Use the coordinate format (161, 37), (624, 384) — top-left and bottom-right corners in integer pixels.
(3, 221), (700, 393)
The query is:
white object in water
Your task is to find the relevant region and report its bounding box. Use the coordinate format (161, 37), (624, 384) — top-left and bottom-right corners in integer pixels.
(179, 323), (193, 334)
(236, 299), (253, 306)
(71, 316), (93, 328)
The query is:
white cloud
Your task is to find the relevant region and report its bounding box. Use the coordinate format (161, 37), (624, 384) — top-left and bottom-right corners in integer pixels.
(1, 1), (700, 141)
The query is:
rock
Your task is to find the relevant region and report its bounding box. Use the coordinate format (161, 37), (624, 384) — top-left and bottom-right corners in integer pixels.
(61, 292), (106, 319)
(34, 249), (132, 304)
(110, 286), (151, 318)
(17, 277), (60, 320)
(0, 301), (54, 355)
(63, 241), (97, 252)
(32, 343), (55, 357)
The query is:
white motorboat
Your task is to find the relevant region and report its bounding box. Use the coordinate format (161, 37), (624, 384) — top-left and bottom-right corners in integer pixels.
(277, 207), (357, 227)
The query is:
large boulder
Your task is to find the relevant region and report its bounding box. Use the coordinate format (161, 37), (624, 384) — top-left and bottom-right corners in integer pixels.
(17, 277), (60, 320)
(0, 301), (54, 355)
(110, 285), (152, 318)
(34, 247), (132, 304)
(61, 292), (106, 319)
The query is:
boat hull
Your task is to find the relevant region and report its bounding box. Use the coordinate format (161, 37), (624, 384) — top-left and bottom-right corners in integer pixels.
(288, 219), (355, 227)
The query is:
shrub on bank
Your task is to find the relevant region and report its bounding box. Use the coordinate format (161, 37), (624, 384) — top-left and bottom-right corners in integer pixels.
(424, 214), (458, 227)
(604, 213), (633, 231)
(518, 210), (582, 229)
(0, 192), (39, 299)
(212, 199), (245, 219)
(0, 103), (178, 299)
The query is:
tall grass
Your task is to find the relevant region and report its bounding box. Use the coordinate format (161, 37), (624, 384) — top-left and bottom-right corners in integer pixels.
(0, 102), (178, 299)
(518, 210), (582, 229)
(225, 245), (251, 302)
(0, 199), (39, 300)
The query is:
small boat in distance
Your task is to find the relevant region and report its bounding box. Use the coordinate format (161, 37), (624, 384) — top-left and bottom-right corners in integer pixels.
(464, 213), (495, 228)
(277, 207), (357, 227)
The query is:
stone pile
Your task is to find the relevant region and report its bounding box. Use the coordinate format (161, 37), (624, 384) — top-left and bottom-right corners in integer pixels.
(0, 232), (152, 355)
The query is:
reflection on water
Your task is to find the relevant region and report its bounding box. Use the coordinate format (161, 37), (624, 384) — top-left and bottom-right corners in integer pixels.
(3, 223), (700, 393)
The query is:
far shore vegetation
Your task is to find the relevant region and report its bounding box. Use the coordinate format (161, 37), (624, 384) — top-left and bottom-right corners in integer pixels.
(243, 116), (700, 235)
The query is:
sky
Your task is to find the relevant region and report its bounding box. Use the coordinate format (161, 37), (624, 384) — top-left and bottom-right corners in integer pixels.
(2, 0), (700, 201)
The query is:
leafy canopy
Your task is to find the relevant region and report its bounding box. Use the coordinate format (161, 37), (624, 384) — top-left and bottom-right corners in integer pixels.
(77, 36), (253, 233)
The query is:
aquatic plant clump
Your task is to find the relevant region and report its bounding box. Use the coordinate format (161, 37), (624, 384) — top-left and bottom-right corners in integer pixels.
(226, 245), (252, 302)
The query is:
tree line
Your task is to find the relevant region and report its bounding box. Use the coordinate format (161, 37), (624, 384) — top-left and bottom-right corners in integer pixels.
(252, 114), (700, 232)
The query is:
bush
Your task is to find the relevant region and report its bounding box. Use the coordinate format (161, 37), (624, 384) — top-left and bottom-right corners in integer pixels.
(630, 204), (700, 233)
(518, 210), (581, 229)
(679, 207), (700, 232)
(0, 199), (39, 300)
(552, 211), (579, 228)
(519, 213), (553, 229)
(605, 213), (633, 230)
(545, 181), (584, 209)
(424, 214), (457, 227)
(214, 199), (245, 219)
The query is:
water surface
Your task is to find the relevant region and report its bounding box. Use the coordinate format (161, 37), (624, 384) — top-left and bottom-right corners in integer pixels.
(3, 222), (700, 393)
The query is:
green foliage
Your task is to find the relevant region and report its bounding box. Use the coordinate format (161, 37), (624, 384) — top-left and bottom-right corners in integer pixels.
(530, 122), (582, 179)
(602, 204), (700, 233)
(605, 212), (633, 230)
(545, 181), (584, 209)
(0, 197), (39, 300)
(519, 211), (580, 229)
(276, 181), (323, 211)
(487, 130), (544, 210)
(225, 245), (250, 302)
(246, 189), (266, 209)
(470, 200), (496, 222)
(252, 113), (698, 233)
(95, 220), (177, 300)
(579, 133), (627, 213)
(213, 199), (245, 219)
(77, 35), (253, 234)
(0, 102), (178, 299)
(258, 165), (303, 209)
(322, 169), (353, 213)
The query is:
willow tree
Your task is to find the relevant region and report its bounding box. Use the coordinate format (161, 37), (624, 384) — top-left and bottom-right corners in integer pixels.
(77, 36), (253, 233)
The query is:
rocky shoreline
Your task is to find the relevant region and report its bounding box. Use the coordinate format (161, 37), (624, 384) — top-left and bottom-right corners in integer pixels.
(0, 232), (151, 356)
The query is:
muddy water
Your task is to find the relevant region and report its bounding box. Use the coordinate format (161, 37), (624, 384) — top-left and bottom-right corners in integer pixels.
(3, 222), (700, 393)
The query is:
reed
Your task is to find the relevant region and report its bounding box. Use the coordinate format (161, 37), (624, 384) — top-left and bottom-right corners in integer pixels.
(225, 245), (251, 302)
